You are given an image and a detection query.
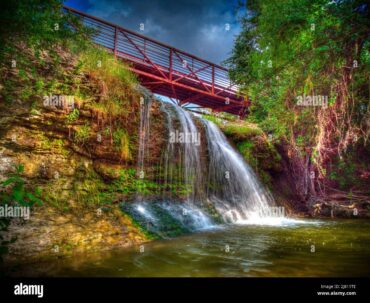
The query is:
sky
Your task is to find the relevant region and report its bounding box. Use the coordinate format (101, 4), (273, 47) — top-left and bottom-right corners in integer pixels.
(63, 0), (245, 65)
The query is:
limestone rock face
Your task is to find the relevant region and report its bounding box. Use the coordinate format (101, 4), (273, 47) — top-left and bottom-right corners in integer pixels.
(0, 87), (151, 262)
(2, 206), (146, 264)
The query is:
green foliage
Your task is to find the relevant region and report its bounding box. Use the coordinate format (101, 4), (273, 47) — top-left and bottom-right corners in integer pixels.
(202, 114), (263, 140)
(0, 165), (43, 207)
(103, 127), (111, 137)
(227, 0), (369, 139)
(227, 0), (369, 194)
(66, 108), (80, 124)
(109, 168), (137, 194)
(34, 80), (45, 95)
(113, 127), (131, 160)
(237, 141), (258, 168)
(0, 0), (93, 105)
(329, 156), (358, 189)
(223, 122), (263, 140)
(0, 0), (90, 59)
(78, 46), (138, 117)
(201, 114), (220, 124)
(79, 46), (137, 89)
(74, 123), (91, 144)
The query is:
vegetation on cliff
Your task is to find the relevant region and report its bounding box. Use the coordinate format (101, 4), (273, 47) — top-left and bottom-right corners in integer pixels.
(0, 0), (153, 261)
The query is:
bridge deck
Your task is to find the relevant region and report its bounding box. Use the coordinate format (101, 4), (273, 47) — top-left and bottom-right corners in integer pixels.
(63, 6), (249, 117)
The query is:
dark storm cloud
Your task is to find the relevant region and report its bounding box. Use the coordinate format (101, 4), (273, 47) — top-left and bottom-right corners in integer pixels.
(64, 0), (244, 64)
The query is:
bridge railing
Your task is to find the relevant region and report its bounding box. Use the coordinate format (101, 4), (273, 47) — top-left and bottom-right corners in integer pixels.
(63, 6), (239, 98)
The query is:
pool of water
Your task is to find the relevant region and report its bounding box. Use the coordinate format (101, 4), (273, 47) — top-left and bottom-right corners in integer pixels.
(4, 219), (370, 277)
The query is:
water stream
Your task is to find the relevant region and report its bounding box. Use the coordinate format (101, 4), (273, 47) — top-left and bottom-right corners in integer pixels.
(7, 219), (370, 277)
(125, 102), (279, 235)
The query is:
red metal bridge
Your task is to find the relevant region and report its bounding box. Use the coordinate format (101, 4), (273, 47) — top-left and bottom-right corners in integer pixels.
(63, 6), (249, 117)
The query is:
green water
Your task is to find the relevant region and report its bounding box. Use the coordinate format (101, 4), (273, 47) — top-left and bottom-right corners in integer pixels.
(6, 219), (370, 277)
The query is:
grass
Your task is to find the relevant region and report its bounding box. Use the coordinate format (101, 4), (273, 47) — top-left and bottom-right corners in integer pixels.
(222, 123), (263, 139)
(113, 127), (132, 160)
(74, 123), (91, 144)
(66, 108), (80, 124)
(202, 114), (263, 140)
(76, 45), (139, 117)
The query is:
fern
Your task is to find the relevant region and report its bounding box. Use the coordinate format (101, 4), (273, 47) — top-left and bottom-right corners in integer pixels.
(0, 165), (43, 207)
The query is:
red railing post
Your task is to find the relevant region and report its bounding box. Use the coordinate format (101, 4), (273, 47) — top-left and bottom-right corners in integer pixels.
(169, 49), (173, 81)
(212, 65), (215, 94)
(114, 27), (118, 57)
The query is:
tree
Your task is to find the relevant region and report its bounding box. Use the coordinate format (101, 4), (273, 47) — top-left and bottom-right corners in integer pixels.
(228, 0), (369, 198)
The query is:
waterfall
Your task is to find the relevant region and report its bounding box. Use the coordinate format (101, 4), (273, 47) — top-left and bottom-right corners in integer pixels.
(171, 105), (205, 203)
(160, 103), (178, 200)
(136, 93), (151, 201)
(203, 119), (274, 223)
(123, 100), (278, 237)
(160, 102), (206, 203)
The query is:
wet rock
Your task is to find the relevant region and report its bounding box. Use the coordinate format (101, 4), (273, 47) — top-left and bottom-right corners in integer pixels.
(310, 200), (370, 218)
(1, 206), (147, 264)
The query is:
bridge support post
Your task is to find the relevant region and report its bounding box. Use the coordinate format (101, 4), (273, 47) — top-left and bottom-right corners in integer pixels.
(169, 49), (173, 81)
(212, 66), (215, 94)
(114, 27), (118, 57)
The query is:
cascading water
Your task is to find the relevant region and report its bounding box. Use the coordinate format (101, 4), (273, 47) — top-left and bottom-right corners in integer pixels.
(171, 104), (205, 203)
(160, 102), (176, 200)
(160, 102), (185, 200)
(156, 102), (212, 230)
(203, 119), (274, 223)
(136, 93), (151, 201)
(123, 100), (279, 238)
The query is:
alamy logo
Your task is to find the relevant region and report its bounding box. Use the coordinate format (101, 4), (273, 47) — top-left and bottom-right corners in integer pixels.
(296, 94), (328, 108)
(0, 205), (30, 220)
(43, 95), (74, 109)
(259, 206), (285, 217)
(14, 283), (43, 298)
(169, 130), (200, 146)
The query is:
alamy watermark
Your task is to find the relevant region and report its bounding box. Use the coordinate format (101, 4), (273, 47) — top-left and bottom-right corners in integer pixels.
(43, 95), (74, 109)
(0, 204), (30, 220)
(14, 283), (43, 298)
(258, 206), (285, 217)
(169, 130), (200, 146)
(296, 94), (328, 109)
